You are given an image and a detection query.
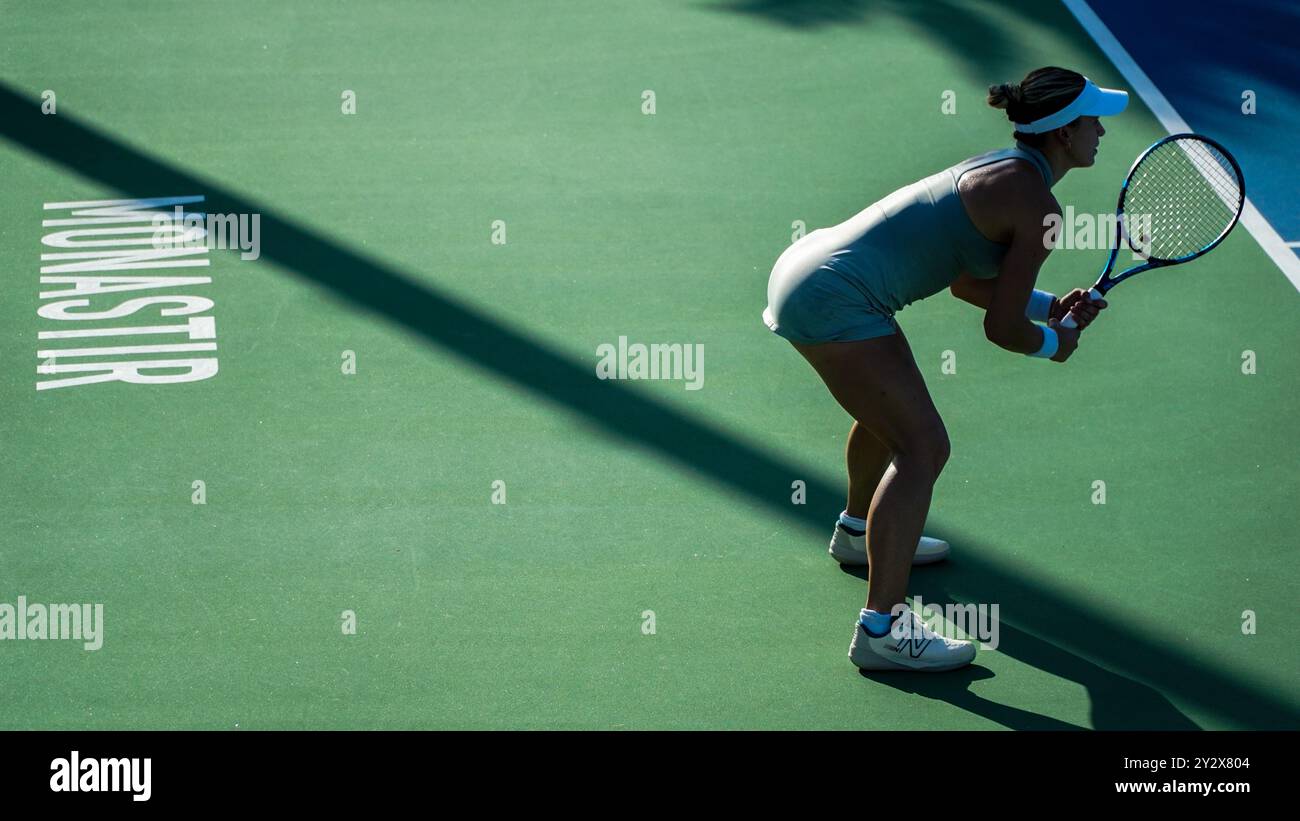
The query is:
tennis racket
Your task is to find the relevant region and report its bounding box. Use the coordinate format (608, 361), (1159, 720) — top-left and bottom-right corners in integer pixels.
(1061, 133), (1245, 329)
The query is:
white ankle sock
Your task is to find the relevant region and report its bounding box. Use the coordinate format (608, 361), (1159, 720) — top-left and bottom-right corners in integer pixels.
(838, 511), (867, 532)
(859, 608), (892, 636)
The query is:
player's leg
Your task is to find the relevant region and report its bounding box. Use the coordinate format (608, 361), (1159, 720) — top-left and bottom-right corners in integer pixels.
(793, 330), (946, 606)
(845, 421), (891, 520)
(791, 329), (973, 671)
(833, 412), (951, 568)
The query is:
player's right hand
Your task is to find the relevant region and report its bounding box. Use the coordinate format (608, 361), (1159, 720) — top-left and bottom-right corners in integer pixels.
(1048, 318), (1079, 362)
(1054, 289), (1108, 329)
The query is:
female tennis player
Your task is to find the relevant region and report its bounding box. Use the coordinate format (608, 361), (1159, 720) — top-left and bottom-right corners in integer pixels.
(763, 67), (1127, 672)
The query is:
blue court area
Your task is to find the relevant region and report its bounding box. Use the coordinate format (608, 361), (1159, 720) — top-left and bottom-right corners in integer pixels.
(1086, 0), (1300, 264)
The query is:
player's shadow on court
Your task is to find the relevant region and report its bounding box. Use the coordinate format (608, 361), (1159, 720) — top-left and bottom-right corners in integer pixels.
(4, 83), (1292, 730)
(841, 563), (1202, 730)
(856, 667), (1088, 731)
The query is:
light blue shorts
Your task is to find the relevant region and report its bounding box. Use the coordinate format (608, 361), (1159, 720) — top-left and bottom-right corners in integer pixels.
(763, 262), (898, 345)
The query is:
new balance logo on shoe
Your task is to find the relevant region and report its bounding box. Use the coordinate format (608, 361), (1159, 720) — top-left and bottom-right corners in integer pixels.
(890, 637), (934, 658)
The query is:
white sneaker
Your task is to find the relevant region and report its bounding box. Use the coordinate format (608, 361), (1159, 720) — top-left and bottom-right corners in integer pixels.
(848, 609), (977, 672)
(828, 524), (949, 566)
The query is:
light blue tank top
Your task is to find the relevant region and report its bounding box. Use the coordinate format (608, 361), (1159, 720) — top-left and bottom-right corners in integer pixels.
(816, 142), (1054, 313)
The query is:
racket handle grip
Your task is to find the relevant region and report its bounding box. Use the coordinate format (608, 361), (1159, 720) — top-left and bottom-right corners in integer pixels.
(1058, 288), (1105, 330)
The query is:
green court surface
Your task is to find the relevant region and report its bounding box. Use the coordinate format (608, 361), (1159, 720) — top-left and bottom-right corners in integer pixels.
(1, 0), (1296, 729)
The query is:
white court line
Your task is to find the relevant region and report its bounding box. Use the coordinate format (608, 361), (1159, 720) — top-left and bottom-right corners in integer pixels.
(1062, 0), (1300, 293)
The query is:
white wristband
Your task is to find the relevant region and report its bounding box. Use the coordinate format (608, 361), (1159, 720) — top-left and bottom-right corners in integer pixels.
(1029, 325), (1058, 359)
(1026, 289), (1056, 322)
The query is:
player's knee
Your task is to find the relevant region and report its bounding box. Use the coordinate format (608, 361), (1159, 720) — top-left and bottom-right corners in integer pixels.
(897, 422), (950, 479)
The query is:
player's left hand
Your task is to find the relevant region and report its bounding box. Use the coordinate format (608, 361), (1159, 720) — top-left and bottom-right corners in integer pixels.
(1051, 289), (1108, 329)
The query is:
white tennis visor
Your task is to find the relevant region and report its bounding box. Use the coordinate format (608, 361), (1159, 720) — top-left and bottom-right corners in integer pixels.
(1014, 78), (1129, 134)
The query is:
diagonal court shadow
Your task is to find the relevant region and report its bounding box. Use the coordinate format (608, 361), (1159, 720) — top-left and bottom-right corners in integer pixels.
(3, 82), (1294, 730)
(702, 0), (1028, 79)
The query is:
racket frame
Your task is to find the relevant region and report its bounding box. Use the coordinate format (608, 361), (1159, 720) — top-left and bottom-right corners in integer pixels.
(1090, 131), (1246, 296)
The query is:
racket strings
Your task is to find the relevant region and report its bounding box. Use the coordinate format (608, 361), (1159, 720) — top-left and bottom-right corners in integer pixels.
(1122, 138), (1243, 261)
(1129, 167), (1234, 256)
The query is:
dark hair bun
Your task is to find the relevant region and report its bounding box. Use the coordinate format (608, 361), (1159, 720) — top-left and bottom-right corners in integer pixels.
(986, 82), (1022, 111)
